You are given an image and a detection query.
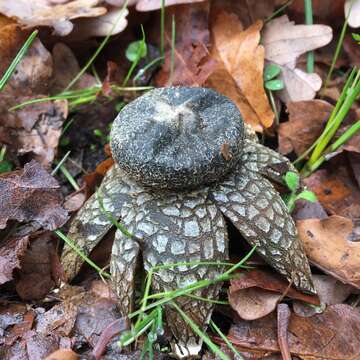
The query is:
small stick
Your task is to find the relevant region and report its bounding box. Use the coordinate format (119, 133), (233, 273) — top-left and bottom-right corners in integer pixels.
(277, 303), (292, 360)
(92, 317), (130, 360)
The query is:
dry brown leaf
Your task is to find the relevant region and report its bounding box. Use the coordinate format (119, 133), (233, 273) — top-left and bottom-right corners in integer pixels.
(229, 288), (281, 320)
(0, 38), (71, 165)
(0, 0), (107, 36)
(228, 269), (319, 321)
(211, 11), (274, 129)
(4, 38), (53, 97)
(155, 2), (216, 87)
(229, 269), (319, 305)
(297, 215), (360, 289)
(0, 233), (29, 284)
(205, 49), (264, 131)
(304, 160), (360, 221)
(136, 0), (205, 11)
(278, 100), (332, 155)
(0, 97), (68, 166)
(0, 160), (68, 230)
(311, 275), (357, 305)
(211, 0), (277, 29)
(224, 304), (360, 359)
(0, 19), (27, 78)
(44, 349), (79, 360)
(52, 43), (97, 93)
(15, 232), (57, 300)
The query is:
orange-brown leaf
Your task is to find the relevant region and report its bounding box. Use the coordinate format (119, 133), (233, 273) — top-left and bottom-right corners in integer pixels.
(210, 11), (274, 129)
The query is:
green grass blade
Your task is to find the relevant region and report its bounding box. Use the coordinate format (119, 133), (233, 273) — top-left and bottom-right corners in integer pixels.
(210, 320), (244, 360)
(304, 0), (314, 73)
(0, 30), (38, 92)
(54, 230), (110, 278)
(171, 302), (231, 360)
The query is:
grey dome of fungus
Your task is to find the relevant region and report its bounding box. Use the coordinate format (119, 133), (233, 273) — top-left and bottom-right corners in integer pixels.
(110, 87), (244, 190)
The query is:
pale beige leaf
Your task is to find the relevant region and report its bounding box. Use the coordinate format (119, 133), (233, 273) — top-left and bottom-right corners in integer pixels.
(345, 0), (360, 28)
(277, 65), (322, 102)
(73, 7), (128, 37)
(136, 0), (205, 11)
(0, 0), (107, 36)
(263, 15), (333, 66)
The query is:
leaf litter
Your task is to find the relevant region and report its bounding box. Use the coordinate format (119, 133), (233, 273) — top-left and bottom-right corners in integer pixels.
(0, 1), (359, 359)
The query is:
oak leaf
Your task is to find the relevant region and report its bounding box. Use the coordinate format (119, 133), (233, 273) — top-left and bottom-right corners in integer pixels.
(262, 15), (332, 102)
(209, 11), (274, 130)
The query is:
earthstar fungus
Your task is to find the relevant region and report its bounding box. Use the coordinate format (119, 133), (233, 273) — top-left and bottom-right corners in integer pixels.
(61, 87), (314, 358)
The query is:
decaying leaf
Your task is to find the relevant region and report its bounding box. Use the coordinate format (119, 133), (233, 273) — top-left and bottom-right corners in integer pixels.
(155, 2), (216, 87)
(262, 15), (332, 102)
(304, 161), (360, 221)
(0, 160), (68, 230)
(0, 18), (27, 78)
(52, 42), (97, 93)
(15, 232), (58, 300)
(223, 304), (360, 359)
(228, 269), (319, 320)
(297, 215), (360, 289)
(0, 38), (71, 165)
(4, 38), (52, 96)
(136, 0), (206, 11)
(0, 0), (107, 36)
(36, 284), (119, 348)
(311, 275), (357, 305)
(229, 287), (281, 321)
(0, 96), (68, 166)
(0, 232), (29, 285)
(278, 100), (333, 155)
(210, 11), (274, 130)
